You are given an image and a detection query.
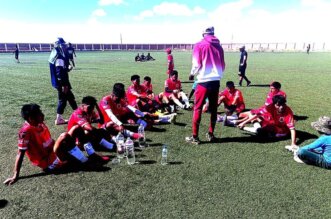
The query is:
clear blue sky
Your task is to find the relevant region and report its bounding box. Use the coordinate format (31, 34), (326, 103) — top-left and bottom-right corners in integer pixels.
(0, 0), (330, 44)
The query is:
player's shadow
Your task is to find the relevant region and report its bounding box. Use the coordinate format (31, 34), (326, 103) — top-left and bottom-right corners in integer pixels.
(296, 130), (318, 145)
(0, 200), (8, 209)
(149, 127), (166, 132)
(167, 161), (184, 165)
(18, 163), (112, 181)
(146, 143), (163, 147)
(181, 81), (194, 84)
(137, 160), (157, 165)
(294, 115), (308, 121)
(219, 129), (317, 145)
(174, 122), (187, 127)
(247, 84), (270, 87)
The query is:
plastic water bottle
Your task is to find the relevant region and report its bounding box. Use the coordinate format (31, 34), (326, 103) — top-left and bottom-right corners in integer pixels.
(116, 132), (126, 159)
(125, 137), (135, 165)
(161, 144), (168, 165)
(138, 123), (146, 148)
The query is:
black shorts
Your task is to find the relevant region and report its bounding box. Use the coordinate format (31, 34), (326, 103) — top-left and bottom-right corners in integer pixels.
(238, 65), (246, 76)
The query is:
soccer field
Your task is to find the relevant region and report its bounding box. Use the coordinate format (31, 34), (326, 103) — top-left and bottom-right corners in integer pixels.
(0, 51), (331, 218)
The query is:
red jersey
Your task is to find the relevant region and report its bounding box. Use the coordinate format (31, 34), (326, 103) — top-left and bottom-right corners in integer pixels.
(126, 84), (147, 106)
(167, 54), (174, 72)
(220, 88), (245, 106)
(164, 78), (181, 94)
(143, 83), (153, 94)
(67, 107), (99, 131)
(18, 122), (57, 169)
(265, 90), (286, 106)
(99, 95), (130, 124)
(253, 104), (295, 134)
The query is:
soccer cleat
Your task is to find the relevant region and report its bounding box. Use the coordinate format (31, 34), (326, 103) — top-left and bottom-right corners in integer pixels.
(185, 136), (200, 145)
(285, 145), (299, 153)
(205, 133), (216, 142)
(247, 81), (251, 86)
(55, 117), (68, 125)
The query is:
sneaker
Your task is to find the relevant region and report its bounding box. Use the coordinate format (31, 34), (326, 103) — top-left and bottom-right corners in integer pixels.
(293, 153), (304, 164)
(247, 81), (251, 86)
(55, 117), (68, 125)
(243, 126), (258, 134)
(285, 145), (299, 153)
(185, 136), (200, 145)
(206, 133), (216, 142)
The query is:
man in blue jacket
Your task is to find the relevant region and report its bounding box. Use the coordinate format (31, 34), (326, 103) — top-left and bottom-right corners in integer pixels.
(48, 37), (77, 125)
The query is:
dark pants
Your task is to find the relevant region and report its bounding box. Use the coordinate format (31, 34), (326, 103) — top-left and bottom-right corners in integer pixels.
(57, 87), (77, 114)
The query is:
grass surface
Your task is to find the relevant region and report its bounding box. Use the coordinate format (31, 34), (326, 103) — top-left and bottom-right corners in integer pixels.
(0, 51), (331, 218)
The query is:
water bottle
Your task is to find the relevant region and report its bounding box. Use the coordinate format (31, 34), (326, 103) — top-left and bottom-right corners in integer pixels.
(138, 123), (146, 148)
(161, 144), (168, 165)
(125, 137), (135, 165)
(116, 132), (126, 159)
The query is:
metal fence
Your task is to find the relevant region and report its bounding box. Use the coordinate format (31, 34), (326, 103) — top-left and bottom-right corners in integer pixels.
(0, 42), (328, 53)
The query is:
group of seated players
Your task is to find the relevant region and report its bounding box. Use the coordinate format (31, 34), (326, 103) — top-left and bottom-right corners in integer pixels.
(134, 52), (155, 62)
(4, 70), (194, 185)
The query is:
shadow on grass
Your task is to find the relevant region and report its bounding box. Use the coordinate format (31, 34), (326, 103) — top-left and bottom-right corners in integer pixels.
(0, 199), (8, 209)
(137, 160), (157, 165)
(296, 130), (318, 145)
(246, 84), (270, 87)
(168, 161), (183, 165)
(181, 81), (194, 84)
(149, 127), (166, 132)
(218, 129), (317, 145)
(294, 115), (308, 121)
(174, 122), (187, 127)
(18, 163), (112, 181)
(147, 143), (163, 147)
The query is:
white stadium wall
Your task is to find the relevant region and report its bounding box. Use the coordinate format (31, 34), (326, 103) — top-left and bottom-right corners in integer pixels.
(0, 42), (329, 53)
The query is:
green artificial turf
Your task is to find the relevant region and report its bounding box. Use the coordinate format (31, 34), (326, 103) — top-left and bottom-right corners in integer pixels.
(0, 51), (331, 218)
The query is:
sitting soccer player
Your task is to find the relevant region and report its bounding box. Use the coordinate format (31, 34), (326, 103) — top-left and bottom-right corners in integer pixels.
(265, 81), (286, 106)
(4, 104), (89, 185)
(67, 96), (114, 162)
(135, 53), (141, 62)
(145, 53), (155, 61)
(164, 70), (191, 110)
(216, 81), (245, 125)
(143, 76), (171, 113)
(289, 116), (331, 167)
(140, 53), (146, 61)
(127, 75), (176, 123)
(237, 95), (297, 147)
(99, 83), (148, 139)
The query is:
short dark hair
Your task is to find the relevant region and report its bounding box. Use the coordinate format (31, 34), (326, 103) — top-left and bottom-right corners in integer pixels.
(131, 74), (140, 81)
(170, 70), (178, 76)
(144, 76), (151, 82)
(21, 104), (41, 121)
(270, 81), (281, 90)
(272, 95), (286, 106)
(82, 96), (97, 106)
(226, 81), (235, 88)
(113, 83), (125, 98)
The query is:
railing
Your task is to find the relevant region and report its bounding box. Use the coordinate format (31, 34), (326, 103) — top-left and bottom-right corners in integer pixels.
(0, 42), (328, 53)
